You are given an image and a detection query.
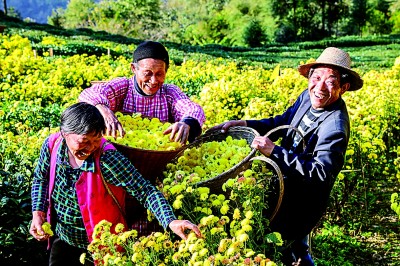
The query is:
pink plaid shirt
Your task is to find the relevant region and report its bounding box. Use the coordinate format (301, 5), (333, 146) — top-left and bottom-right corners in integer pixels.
(79, 77), (205, 126)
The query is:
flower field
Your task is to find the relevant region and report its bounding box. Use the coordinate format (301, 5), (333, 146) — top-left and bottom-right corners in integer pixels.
(1, 32), (400, 265)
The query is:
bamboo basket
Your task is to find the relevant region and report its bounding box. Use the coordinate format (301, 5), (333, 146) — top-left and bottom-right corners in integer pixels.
(167, 126), (259, 194)
(112, 142), (184, 183)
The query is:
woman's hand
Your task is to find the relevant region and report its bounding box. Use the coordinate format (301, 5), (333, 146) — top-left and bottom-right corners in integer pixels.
(30, 211), (50, 241)
(96, 104), (125, 139)
(169, 220), (202, 240)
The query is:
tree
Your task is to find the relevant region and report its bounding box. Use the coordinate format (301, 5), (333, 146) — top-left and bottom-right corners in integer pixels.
(243, 19), (266, 47)
(3, 0), (7, 15)
(63, 0), (96, 28)
(48, 8), (65, 27)
(366, 0), (393, 34)
(349, 0), (368, 36)
(271, 0), (299, 37)
(390, 0), (400, 33)
(221, 0), (274, 46)
(61, 0), (162, 39)
(92, 0), (162, 38)
(162, 0), (230, 45)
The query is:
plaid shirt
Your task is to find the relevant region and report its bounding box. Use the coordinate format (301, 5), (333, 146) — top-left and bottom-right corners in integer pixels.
(79, 77), (205, 126)
(32, 137), (176, 248)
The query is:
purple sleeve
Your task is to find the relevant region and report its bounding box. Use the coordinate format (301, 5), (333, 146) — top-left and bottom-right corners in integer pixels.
(79, 77), (130, 112)
(165, 84), (206, 126)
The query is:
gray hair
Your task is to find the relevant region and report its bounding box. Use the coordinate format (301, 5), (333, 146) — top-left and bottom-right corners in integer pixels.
(60, 102), (105, 136)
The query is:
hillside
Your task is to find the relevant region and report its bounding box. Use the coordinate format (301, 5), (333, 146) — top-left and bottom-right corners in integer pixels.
(0, 14), (400, 266)
(4, 0), (67, 23)
(1, 13), (400, 73)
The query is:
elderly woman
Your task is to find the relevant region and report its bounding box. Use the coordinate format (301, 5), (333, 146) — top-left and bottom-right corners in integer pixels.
(79, 40), (205, 144)
(30, 102), (201, 266)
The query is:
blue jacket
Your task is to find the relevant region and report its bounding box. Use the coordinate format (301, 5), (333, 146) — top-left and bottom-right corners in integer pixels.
(247, 89), (350, 240)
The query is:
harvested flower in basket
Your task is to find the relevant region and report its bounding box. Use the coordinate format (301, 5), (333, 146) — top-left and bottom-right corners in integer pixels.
(163, 136), (251, 185)
(105, 112), (183, 151)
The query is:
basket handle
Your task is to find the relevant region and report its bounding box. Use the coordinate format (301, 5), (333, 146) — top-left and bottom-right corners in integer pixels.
(264, 125), (306, 152)
(250, 156), (284, 222)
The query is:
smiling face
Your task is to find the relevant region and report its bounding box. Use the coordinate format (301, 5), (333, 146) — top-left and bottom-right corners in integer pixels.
(131, 58), (167, 95)
(308, 66), (349, 109)
(63, 131), (102, 161)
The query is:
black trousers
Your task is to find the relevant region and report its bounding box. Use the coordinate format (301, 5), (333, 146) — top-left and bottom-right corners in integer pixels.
(49, 236), (93, 266)
(280, 236), (315, 266)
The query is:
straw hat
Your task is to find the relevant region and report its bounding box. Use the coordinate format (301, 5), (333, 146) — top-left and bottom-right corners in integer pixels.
(298, 47), (363, 91)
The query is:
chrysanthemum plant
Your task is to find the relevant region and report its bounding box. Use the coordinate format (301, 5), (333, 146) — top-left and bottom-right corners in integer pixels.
(84, 160), (283, 265)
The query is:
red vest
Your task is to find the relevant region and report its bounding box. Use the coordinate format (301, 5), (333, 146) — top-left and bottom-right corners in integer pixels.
(46, 132), (127, 243)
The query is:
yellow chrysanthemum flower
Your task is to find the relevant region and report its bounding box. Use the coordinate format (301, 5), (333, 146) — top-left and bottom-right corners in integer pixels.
(220, 204), (229, 215)
(79, 253), (86, 264)
(115, 223), (124, 233)
(131, 252), (142, 263)
(245, 210), (253, 219)
(210, 227), (223, 235)
(41, 222), (54, 236)
(238, 233), (249, 242)
(173, 199), (183, 209)
(163, 240), (173, 249)
(199, 248), (208, 257)
(233, 208), (241, 220)
(241, 218), (251, 227)
(200, 193), (209, 201)
(245, 250), (255, 257)
(197, 187), (210, 195)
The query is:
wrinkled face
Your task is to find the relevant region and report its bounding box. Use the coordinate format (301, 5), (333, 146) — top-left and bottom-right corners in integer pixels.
(308, 67), (348, 109)
(131, 58), (167, 95)
(63, 131), (102, 161)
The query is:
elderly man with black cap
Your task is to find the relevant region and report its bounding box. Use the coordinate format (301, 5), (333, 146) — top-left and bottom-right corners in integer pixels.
(210, 47), (363, 265)
(79, 41), (205, 144)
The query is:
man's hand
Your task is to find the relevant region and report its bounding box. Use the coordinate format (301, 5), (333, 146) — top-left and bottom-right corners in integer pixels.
(207, 120), (247, 133)
(169, 220), (202, 240)
(251, 136), (275, 156)
(95, 104), (125, 139)
(164, 122), (190, 145)
(30, 211), (50, 241)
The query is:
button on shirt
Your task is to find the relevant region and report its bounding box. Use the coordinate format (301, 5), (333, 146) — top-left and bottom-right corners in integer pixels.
(32, 137), (176, 248)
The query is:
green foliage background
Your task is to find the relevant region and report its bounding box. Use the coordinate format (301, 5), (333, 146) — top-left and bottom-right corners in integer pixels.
(3, 0), (400, 47)
(0, 12), (400, 266)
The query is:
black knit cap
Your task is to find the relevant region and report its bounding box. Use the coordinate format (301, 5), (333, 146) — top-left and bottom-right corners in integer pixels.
(133, 41), (169, 67)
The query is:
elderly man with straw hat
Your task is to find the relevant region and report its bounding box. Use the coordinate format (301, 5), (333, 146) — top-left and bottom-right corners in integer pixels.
(210, 47), (363, 265)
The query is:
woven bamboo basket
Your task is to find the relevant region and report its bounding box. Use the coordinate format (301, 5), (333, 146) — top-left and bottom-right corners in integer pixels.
(112, 142), (185, 183)
(253, 124), (304, 221)
(111, 143), (185, 236)
(167, 126), (259, 194)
